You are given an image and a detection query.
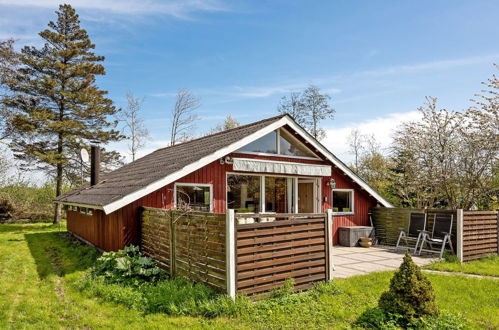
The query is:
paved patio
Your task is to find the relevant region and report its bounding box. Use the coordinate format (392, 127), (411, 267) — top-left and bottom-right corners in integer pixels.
(332, 245), (435, 278)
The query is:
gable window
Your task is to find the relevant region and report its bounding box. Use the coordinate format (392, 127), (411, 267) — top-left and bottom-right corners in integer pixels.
(238, 130), (277, 154)
(279, 129), (316, 158)
(236, 128), (318, 159)
(332, 189), (354, 214)
(175, 183), (212, 212)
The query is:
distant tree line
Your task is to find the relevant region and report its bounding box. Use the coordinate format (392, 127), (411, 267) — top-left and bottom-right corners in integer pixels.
(347, 67), (499, 210)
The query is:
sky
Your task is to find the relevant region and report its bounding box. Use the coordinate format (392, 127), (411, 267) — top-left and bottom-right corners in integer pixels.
(1, 0), (498, 164)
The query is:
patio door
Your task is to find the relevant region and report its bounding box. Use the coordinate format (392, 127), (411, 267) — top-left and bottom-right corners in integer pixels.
(298, 179), (319, 213)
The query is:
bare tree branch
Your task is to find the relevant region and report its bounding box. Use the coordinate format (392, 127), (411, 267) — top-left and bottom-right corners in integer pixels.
(170, 88), (200, 146)
(118, 91), (149, 161)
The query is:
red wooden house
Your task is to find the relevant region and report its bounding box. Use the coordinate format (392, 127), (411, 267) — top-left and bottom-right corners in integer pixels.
(55, 114), (392, 251)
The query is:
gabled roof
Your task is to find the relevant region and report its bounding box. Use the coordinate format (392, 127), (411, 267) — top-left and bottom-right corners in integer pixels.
(55, 114), (392, 213)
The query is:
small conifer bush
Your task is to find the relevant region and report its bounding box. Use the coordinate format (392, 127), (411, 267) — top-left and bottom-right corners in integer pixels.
(378, 251), (438, 322)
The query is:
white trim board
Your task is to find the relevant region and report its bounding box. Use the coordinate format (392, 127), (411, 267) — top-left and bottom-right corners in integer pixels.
(81, 115), (391, 214)
(55, 201), (104, 211)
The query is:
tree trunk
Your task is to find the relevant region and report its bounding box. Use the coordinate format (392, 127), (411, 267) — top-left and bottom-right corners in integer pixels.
(53, 133), (63, 224)
(53, 162), (63, 224)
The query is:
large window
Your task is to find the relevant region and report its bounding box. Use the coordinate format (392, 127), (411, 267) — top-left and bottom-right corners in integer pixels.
(227, 175), (261, 213)
(175, 184), (212, 212)
(236, 128), (318, 159)
(265, 177), (293, 213)
(227, 174), (317, 214)
(332, 189), (354, 214)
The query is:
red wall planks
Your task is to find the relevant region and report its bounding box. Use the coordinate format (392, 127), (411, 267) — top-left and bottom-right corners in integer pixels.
(67, 154), (380, 250)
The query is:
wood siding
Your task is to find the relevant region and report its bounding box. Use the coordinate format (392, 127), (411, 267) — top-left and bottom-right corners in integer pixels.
(67, 152), (381, 250)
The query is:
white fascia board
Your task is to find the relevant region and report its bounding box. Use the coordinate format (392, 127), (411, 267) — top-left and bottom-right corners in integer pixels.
(102, 117), (288, 214)
(53, 201), (104, 210)
(281, 117), (393, 208)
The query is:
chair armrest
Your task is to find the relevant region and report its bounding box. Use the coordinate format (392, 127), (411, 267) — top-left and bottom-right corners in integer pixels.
(418, 230), (431, 234)
(398, 227), (405, 232)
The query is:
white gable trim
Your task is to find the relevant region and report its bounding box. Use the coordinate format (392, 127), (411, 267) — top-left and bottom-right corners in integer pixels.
(101, 115), (392, 214)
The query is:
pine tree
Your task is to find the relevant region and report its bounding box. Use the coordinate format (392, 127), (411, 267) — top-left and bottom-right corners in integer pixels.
(0, 4), (122, 223)
(379, 252), (438, 322)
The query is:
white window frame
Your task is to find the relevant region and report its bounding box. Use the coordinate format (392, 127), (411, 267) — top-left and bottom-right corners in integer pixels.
(226, 172), (321, 214)
(332, 188), (355, 215)
(236, 128), (321, 161)
(174, 183), (213, 212)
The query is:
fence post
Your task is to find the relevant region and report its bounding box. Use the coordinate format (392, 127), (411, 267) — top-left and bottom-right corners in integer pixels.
(326, 209), (334, 280)
(169, 209), (176, 276)
(456, 209), (464, 262)
(226, 209), (236, 300)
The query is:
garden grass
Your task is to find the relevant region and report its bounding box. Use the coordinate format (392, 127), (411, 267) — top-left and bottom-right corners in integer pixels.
(425, 255), (499, 277)
(0, 222), (498, 329)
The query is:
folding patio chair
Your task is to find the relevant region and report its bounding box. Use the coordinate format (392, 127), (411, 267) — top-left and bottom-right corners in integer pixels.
(395, 212), (426, 254)
(417, 214), (454, 259)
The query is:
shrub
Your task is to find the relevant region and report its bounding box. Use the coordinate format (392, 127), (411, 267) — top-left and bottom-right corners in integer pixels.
(92, 245), (165, 286)
(356, 307), (467, 330)
(355, 307), (400, 329)
(0, 185), (54, 221)
(378, 252), (438, 322)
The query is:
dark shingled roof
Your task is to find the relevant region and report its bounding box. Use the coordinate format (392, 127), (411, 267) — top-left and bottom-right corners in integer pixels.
(54, 115), (286, 208)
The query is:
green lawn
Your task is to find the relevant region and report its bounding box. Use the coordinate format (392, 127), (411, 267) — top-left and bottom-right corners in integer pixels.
(425, 255), (499, 277)
(1, 222), (498, 329)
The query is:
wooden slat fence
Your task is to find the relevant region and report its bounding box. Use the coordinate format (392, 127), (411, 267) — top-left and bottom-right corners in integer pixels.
(371, 207), (457, 251)
(234, 213), (330, 297)
(140, 207), (227, 291)
(462, 210), (498, 261)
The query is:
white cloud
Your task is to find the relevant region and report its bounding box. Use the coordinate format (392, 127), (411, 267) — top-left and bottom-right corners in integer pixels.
(0, 0), (230, 42)
(322, 111), (421, 163)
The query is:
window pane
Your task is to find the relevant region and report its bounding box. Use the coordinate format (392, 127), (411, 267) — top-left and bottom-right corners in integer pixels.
(279, 129), (315, 157)
(332, 190), (352, 212)
(227, 175), (261, 213)
(265, 177), (289, 213)
(237, 131), (277, 154)
(176, 185), (211, 212)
